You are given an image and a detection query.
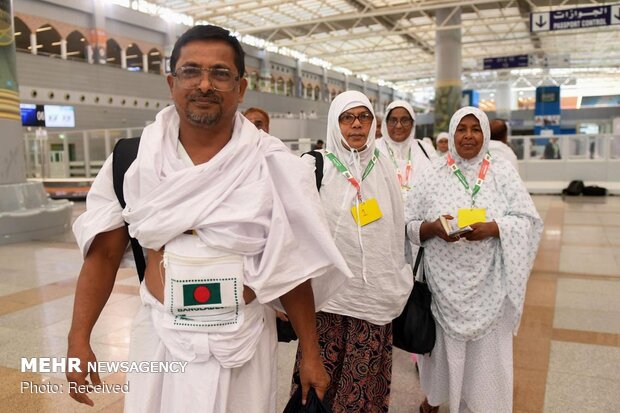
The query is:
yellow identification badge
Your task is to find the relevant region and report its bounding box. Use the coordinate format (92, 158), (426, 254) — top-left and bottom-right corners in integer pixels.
(458, 208), (486, 228)
(351, 198), (383, 226)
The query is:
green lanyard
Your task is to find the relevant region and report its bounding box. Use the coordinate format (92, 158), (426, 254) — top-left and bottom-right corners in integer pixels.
(324, 149), (380, 201)
(446, 152), (492, 206)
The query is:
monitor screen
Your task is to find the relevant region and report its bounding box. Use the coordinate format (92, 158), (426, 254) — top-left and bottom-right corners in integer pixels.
(44, 105), (75, 128)
(20, 104), (45, 127)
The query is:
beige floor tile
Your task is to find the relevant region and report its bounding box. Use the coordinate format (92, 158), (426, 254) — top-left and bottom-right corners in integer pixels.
(553, 307), (620, 335)
(558, 250), (620, 276)
(561, 225), (609, 245)
(563, 211), (602, 225)
(544, 370), (620, 413)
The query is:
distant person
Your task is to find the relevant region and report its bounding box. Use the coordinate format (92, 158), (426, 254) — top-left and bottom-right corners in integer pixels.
(375, 115), (383, 139)
(544, 137), (561, 159)
(309, 110), (318, 119)
(313, 139), (324, 150)
(489, 119), (518, 170)
(376, 100), (434, 204)
(243, 107), (270, 133)
(436, 132), (449, 155)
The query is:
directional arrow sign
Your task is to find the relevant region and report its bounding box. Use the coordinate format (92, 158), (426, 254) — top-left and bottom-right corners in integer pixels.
(612, 5), (620, 25)
(531, 12), (550, 32)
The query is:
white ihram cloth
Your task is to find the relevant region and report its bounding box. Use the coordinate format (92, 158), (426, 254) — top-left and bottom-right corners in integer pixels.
(72, 106), (353, 412)
(489, 139), (519, 172)
(375, 100), (434, 268)
(124, 282), (278, 413)
(405, 107), (543, 412)
(303, 91), (410, 325)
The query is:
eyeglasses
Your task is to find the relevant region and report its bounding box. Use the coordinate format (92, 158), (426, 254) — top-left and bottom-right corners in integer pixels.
(173, 66), (240, 91)
(339, 111), (374, 125)
(387, 117), (413, 127)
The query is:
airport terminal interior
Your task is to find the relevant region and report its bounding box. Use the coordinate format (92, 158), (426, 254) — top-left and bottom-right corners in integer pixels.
(1, 0), (619, 412)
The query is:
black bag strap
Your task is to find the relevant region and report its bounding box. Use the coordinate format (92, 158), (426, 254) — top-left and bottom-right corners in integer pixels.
(413, 247), (425, 283)
(112, 137), (146, 282)
(302, 150), (324, 191)
(417, 141), (430, 160)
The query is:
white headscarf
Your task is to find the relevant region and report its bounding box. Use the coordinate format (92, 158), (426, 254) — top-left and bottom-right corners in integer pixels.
(404, 106), (543, 340)
(448, 106), (491, 165)
(378, 100), (417, 158)
(311, 91), (411, 325)
(436, 132), (449, 143)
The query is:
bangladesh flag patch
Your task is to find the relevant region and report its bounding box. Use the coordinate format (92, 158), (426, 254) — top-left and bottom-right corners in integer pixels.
(183, 283), (222, 306)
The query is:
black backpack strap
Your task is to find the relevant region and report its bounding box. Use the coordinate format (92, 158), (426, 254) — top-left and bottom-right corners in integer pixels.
(413, 247), (425, 282)
(417, 141), (430, 160)
(302, 150), (324, 191)
(112, 138), (146, 282)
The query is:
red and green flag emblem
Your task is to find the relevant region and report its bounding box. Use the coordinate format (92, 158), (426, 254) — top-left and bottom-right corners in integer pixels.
(183, 283), (222, 306)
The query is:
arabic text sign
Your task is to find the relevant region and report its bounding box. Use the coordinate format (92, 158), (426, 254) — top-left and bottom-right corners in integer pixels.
(531, 5), (620, 32)
(483, 55), (529, 70)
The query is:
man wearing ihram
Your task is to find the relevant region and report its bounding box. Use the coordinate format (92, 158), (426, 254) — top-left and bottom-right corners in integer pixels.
(67, 24), (352, 412)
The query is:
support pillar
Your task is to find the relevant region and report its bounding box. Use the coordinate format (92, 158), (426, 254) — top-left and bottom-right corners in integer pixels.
(0, 1), (72, 245)
(294, 59), (303, 98)
(60, 39), (67, 60)
(495, 73), (512, 119)
(120, 48), (127, 69)
(434, 6), (462, 134)
(29, 32), (37, 55)
(91, 0), (107, 64)
(142, 53), (148, 73)
(258, 49), (272, 93)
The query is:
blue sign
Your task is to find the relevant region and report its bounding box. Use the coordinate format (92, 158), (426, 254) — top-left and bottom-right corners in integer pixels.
(461, 90), (479, 108)
(534, 86), (561, 135)
(531, 5), (620, 32)
(483, 55), (529, 70)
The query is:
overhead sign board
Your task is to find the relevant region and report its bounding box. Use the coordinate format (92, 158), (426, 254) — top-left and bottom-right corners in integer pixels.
(482, 54), (570, 70)
(483, 54), (529, 70)
(531, 5), (620, 32)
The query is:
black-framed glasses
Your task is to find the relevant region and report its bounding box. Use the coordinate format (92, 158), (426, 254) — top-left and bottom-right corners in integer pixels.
(173, 66), (240, 91)
(387, 117), (413, 127)
(339, 111), (374, 125)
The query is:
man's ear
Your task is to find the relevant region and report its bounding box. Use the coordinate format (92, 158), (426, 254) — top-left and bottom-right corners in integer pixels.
(166, 74), (174, 95)
(237, 77), (248, 103)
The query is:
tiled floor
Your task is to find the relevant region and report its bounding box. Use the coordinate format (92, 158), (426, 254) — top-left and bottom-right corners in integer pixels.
(0, 196), (618, 412)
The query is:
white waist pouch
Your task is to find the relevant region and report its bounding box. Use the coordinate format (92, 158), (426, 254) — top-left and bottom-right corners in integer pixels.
(163, 235), (244, 332)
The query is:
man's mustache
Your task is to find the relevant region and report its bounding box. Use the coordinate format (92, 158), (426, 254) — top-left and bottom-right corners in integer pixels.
(188, 91), (222, 103)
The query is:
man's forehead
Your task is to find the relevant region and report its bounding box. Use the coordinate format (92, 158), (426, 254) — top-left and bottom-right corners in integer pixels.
(177, 39), (236, 64)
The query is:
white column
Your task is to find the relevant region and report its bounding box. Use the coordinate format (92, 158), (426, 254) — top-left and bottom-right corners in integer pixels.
(495, 78), (512, 119)
(142, 53), (149, 73)
(60, 39), (67, 60)
(86, 45), (94, 64)
(121, 49), (127, 69)
(30, 32), (37, 55)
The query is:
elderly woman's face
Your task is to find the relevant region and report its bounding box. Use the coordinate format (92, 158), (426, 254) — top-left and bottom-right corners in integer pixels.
(386, 107), (413, 142)
(437, 139), (449, 153)
(339, 105), (373, 150)
(454, 114), (484, 160)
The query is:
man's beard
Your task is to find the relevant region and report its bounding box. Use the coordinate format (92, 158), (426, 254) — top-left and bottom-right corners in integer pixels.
(184, 91), (223, 126)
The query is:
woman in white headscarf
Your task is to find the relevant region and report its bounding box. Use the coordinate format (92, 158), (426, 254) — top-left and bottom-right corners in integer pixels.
(291, 91), (411, 413)
(404, 107), (543, 413)
(376, 100), (435, 204)
(435, 131), (449, 156)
